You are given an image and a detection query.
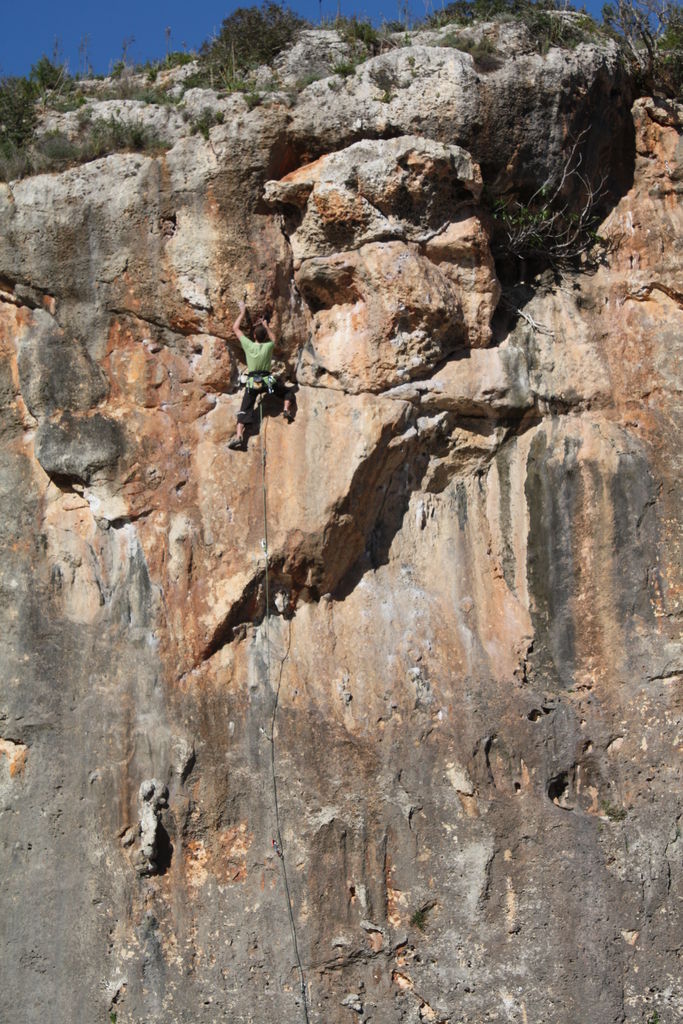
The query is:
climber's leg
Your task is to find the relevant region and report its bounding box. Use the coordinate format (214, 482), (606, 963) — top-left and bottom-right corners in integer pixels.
(229, 388), (257, 450)
(227, 428), (246, 450)
(272, 379), (296, 422)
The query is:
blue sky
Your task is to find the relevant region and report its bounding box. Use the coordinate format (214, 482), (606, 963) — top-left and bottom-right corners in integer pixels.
(2, 0), (607, 78)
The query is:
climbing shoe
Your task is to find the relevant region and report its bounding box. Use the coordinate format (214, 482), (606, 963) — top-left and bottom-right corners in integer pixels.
(228, 434), (247, 451)
(283, 407), (295, 423)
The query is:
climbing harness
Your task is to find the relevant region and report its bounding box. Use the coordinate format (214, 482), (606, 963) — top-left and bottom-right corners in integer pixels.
(258, 400), (310, 1024)
(245, 370), (277, 393)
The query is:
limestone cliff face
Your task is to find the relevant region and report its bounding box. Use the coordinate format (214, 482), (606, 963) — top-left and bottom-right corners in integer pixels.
(0, 28), (681, 1024)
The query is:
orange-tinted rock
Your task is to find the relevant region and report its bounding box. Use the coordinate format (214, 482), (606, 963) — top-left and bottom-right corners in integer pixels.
(295, 242), (467, 392)
(267, 137), (498, 390)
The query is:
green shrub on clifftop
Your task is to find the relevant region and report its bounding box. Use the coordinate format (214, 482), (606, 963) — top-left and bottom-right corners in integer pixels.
(189, 3), (307, 89)
(0, 76), (38, 150)
(29, 56), (68, 95)
(335, 16), (381, 54)
(0, 75), (39, 180)
(428, 0), (602, 52)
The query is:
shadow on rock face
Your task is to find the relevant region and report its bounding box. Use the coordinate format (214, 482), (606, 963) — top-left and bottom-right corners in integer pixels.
(34, 411), (124, 486)
(154, 821), (174, 876)
(17, 309), (109, 419)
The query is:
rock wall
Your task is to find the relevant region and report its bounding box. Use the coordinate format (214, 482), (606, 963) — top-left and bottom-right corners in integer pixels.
(0, 29), (681, 1024)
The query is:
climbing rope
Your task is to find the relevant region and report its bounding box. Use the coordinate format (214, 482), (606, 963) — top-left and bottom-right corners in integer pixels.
(260, 400), (271, 691)
(258, 400), (310, 1024)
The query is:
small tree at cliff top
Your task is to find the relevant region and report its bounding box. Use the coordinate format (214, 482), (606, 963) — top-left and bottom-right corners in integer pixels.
(198, 3), (308, 88)
(602, 0), (682, 96)
(0, 76), (38, 152)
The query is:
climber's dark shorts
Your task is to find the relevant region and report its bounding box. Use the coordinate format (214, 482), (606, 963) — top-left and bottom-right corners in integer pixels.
(237, 378), (294, 424)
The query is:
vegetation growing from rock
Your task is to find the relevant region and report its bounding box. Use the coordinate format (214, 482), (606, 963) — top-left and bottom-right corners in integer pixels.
(602, 800), (628, 821)
(410, 905), (434, 930)
(188, 107), (226, 139)
(428, 0), (603, 52)
(0, 113), (169, 180)
(0, 76), (38, 151)
(440, 33), (505, 69)
(186, 2), (307, 89)
(491, 131), (612, 274)
(602, 0), (682, 96)
(333, 15), (381, 55)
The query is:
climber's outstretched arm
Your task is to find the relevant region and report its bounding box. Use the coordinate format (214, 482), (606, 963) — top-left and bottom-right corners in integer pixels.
(232, 301), (247, 341)
(258, 316), (277, 345)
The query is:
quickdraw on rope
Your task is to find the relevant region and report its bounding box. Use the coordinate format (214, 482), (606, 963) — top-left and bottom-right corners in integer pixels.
(258, 399), (310, 1024)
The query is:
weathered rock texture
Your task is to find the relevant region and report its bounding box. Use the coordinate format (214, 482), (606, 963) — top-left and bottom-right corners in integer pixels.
(0, 27), (681, 1024)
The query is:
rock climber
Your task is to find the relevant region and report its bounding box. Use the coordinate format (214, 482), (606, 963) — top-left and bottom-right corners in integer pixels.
(228, 300), (295, 451)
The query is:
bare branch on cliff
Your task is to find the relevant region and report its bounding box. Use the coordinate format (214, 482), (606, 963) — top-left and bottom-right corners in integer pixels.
(603, 0), (683, 97)
(492, 130), (611, 274)
(625, 281), (683, 307)
(500, 295), (555, 337)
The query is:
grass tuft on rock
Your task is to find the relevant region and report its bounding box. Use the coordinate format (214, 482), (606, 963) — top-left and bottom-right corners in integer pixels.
(0, 118), (170, 181)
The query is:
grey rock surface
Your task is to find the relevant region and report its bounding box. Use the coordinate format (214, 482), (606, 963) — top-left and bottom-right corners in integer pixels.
(34, 412), (124, 483)
(288, 36), (633, 194)
(17, 308), (109, 417)
(133, 779), (170, 875)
